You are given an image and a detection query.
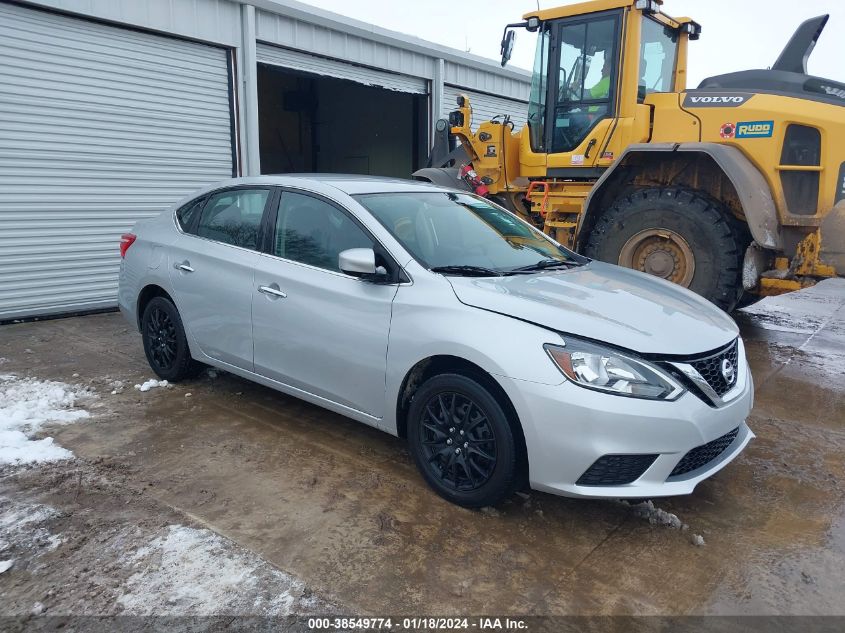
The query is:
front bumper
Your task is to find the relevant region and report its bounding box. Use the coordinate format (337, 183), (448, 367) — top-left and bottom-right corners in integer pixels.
(497, 363), (754, 499)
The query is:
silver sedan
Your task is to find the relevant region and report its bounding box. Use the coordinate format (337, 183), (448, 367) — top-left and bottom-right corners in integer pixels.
(118, 175), (754, 508)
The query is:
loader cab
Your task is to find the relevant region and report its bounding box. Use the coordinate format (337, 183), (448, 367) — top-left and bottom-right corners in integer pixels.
(514, 0), (698, 175)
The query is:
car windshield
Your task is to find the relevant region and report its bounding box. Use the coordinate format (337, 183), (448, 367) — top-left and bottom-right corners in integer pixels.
(354, 191), (585, 275)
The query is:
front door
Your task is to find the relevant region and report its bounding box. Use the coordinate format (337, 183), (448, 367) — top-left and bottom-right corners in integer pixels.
(546, 11), (620, 169)
(252, 190), (397, 418)
(168, 187), (273, 371)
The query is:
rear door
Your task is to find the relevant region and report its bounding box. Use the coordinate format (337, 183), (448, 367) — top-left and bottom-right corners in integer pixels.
(168, 186), (274, 371)
(251, 190), (398, 418)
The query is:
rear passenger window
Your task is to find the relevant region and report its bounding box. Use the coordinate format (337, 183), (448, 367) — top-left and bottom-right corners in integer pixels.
(274, 192), (373, 272)
(196, 189), (270, 250)
(176, 198), (205, 232)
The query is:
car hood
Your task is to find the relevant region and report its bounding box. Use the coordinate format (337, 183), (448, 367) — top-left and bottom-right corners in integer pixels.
(446, 261), (738, 356)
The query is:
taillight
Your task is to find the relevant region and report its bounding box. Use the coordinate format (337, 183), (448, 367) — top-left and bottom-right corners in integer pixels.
(120, 233), (137, 258)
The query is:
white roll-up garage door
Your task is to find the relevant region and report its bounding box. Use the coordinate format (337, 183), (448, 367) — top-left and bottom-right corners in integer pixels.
(257, 43), (428, 95)
(442, 85), (529, 131)
(0, 3), (235, 320)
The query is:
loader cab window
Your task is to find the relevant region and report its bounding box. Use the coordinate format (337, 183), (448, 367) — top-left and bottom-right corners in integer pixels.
(639, 17), (679, 98)
(527, 26), (551, 153)
(550, 13), (619, 154)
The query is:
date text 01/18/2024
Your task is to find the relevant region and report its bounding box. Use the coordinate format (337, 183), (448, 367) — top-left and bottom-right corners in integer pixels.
(307, 617), (529, 630)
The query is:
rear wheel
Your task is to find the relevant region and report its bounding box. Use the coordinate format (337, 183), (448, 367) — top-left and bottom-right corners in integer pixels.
(407, 374), (518, 508)
(583, 187), (749, 311)
(141, 296), (200, 382)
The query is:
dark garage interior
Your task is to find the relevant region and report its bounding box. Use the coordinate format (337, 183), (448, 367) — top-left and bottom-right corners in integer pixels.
(257, 63), (428, 178)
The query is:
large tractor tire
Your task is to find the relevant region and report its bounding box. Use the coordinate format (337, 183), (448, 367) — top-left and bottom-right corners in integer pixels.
(583, 187), (749, 312)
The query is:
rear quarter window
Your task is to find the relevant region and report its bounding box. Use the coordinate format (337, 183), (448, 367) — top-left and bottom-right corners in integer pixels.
(175, 198), (205, 233)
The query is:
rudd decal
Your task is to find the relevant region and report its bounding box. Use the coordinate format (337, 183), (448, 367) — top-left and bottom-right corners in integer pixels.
(736, 120), (774, 138)
(682, 93), (753, 108)
(720, 122), (736, 139)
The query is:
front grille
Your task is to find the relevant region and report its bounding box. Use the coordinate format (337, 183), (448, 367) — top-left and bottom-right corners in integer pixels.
(689, 340), (739, 397)
(576, 454), (658, 486)
(669, 427), (739, 477)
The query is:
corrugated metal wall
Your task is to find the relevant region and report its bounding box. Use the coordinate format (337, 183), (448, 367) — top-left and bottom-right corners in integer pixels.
(19, 0), (242, 47)
(256, 43), (428, 94)
(444, 61), (530, 102)
(442, 86), (529, 131)
(0, 2), (235, 319)
(255, 8), (436, 84)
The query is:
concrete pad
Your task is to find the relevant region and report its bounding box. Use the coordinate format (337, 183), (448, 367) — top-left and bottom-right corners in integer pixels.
(1, 280), (844, 616)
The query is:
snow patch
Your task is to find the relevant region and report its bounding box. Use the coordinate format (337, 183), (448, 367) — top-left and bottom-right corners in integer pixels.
(134, 379), (170, 392)
(0, 375), (91, 465)
(117, 525), (319, 616)
(0, 559), (13, 573)
(0, 496), (62, 559)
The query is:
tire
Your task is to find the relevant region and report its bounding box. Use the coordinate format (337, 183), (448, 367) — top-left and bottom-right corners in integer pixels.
(141, 296), (200, 382)
(407, 373), (519, 508)
(583, 187), (749, 311)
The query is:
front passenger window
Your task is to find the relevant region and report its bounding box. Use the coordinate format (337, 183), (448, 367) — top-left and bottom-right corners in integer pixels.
(274, 192), (374, 272)
(196, 188), (270, 250)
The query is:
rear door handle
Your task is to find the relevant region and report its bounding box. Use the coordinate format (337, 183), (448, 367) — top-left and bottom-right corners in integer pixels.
(258, 284), (287, 299)
(175, 261), (194, 273)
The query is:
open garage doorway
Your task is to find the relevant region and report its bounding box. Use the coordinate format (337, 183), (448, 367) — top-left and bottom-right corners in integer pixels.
(258, 64), (428, 178)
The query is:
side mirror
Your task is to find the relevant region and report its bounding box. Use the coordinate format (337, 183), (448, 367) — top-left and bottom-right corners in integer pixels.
(338, 248), (386, 279)
(500, 29), (515, 67)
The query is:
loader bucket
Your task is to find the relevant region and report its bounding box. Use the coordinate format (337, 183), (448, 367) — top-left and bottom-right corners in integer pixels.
(820, 201), (845, 273)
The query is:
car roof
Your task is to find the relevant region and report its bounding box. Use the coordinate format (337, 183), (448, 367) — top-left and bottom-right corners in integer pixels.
(209, 174), (456, 195)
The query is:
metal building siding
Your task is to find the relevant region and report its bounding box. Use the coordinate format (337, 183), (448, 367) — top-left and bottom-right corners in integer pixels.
(22, 0), (242, 47)
(444, 61), (531, 101)
(255, 9), (436, 82)
(0, 3), (234, 319)
(256, 43), (428, 94)
(442, 86), (529, 131)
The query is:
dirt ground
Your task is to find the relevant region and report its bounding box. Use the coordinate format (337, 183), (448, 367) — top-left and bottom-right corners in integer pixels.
(1, 280), (844, 622)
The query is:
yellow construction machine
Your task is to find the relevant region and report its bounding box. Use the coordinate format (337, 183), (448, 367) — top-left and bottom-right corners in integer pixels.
(414, 0), (845, 311)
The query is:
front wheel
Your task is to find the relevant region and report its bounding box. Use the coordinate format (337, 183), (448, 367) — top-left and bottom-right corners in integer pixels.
(407, 374), (519, 508)
(583, 187), (749, 311)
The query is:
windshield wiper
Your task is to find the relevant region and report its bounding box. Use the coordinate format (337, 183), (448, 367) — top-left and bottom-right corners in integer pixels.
(509, 259), (583, 273)
(430, 265), (503, 277)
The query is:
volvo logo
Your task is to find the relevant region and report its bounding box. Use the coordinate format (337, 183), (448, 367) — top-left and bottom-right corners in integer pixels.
(721, 359), (737, 385)
(682, 93), (753, 108)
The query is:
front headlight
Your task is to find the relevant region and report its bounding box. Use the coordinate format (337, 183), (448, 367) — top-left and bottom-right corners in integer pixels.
(545, 339), (684, 400)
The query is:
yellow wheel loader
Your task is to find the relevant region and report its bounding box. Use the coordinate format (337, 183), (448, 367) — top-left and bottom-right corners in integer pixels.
(414, 0), (845, 311)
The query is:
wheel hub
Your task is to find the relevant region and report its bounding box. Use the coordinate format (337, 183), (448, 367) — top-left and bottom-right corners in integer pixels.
(618, 228), (695, 287)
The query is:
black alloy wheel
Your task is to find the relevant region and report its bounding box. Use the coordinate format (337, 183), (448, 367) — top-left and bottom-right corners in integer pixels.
(408, 374), (519, 508)
(141, 296), (200, 382)
(419, 391), (498, 491)
(145, 305), (178, 372)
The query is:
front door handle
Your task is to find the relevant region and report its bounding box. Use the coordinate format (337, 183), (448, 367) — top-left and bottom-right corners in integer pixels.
(175, 261), (194, 273)
(584, 138), (597, 159)
(258, 284), (287, 299)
